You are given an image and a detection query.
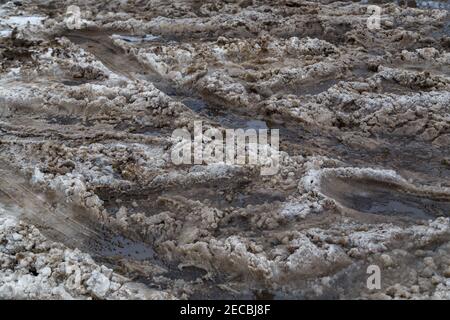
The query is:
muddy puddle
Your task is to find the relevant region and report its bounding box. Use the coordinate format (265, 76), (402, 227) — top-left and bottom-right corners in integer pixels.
(320, 175), (450, 221)
(85, 234), (155, 261)
(95, 176), (288, 217)
(63, 30), (145, 79)
(190, 102), (270, 130)
(0, 162), (161, 266)
(379, 79), (418, 94)
(337, 138), (450, 186)
(174, 94), (268, 130)
(395, 62), (450, 77)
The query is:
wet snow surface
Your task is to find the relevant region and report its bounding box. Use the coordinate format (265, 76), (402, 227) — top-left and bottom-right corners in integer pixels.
(0, 0), (449, 300)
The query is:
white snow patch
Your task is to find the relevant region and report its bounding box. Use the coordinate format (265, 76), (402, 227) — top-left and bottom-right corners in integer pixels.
(280, 201), (310, 218)
(31, 168), (45, 185)
(0, 29), (11, 37)
(3, 16), (45, 26)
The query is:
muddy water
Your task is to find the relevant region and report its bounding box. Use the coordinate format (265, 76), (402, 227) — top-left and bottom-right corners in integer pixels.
(95, 175), (286, 217)
(178, 95), (270, 129)
(86, 234), (155, 261)
(63, 30), (145, 79)
(320, 176), (450, 221)
(337, 138), (450, 186)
